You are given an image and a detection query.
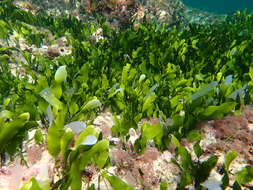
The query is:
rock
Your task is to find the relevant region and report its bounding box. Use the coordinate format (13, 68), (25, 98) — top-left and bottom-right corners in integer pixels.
(0, 150), (54, 190)
(243, 106), (253, 123)
(201, 170), (222, 190)
(47, 45), (60, 57)
(93, 111), (114, 138)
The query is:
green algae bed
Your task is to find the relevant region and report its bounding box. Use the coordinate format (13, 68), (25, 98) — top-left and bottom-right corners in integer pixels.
(0, 0), (253, 189)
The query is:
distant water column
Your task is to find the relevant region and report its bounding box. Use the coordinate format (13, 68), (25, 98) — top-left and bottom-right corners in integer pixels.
(182, 0), (253, 14)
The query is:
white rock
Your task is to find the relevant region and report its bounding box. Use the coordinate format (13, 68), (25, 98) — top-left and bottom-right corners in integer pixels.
(128, 128), (139, 145)
(201, 170), (222, 190)
(248, 123), (253, 131)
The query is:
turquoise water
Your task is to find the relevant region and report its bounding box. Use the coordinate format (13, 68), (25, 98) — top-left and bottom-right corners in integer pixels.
(182, 0), (253, 14)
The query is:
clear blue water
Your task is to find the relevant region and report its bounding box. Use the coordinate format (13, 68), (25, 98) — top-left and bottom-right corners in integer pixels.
(182, 0), (253, 14)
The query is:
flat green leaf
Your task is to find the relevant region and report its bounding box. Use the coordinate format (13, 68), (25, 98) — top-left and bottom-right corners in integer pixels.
(187, 130), (202, 142)
(19, 177), (45, 190)
(249, 66), (253, 81)
(224, 75), (233, 85)
(64, 121), (86, 134)
(60, 128), (74, 161)
(47, 110), (66, 157)
(74, 126), (98, 149)
(51, 83), (62, 99)
(3, 98), (10, 107)
(69, 103), (79, 115)
(149, 52), (156, 66)
(190, 81), (218, 101)
(46, 105), (54, 125)
(79, 135), (97, 146)
(236, 165), (253, 185)
(177, 146), (193, 171)
(224, 151), (237, 171)
(202, 102), (237, 119)
(132, 47), (142, 59)
(228, 85), (247, 100)
(70, 160), (82, 190)
(142, 122), (163, 140)
(196, 156), (218, 185)
(0, 110), (12, 125)
(221, 171), (229, 189)
(90, 139), (109, 168)
(34, 129), (44, 145)
(232, 181), (242, 190)
(0, 118), (28, 150)
(193, 141), (203, 158)
(102, 74), (109, 89)
(102, 172), (135, 190)
(39, 88), (62, 110)
(135, 122), (163, 153)
(0, 20), (9, 38)
(179, 172), (192, 190)
(171, 135), (180, 148)
(54, 65), (67, 83)
(139, 74), (146, 83)
(142, 92), (156, 113)
(121, 64), (131, 88)
(47, 126), (63, 157)
(79, 139), (109, 169)
(81, 99), (101, 111)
